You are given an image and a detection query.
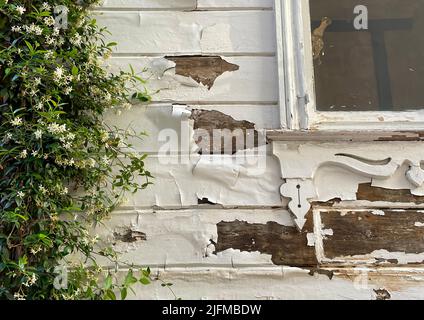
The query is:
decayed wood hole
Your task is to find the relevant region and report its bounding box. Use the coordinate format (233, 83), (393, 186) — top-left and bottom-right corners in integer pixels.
(113, 229), (147, 243)
(166, 55), (239, 89)
(190, 109), (267, 154)
(374, 289), (391, 300)
(215, 213), (317, 267)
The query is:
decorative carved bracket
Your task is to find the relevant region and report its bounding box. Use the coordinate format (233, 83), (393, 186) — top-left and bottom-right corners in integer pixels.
(272, 141), (424, 231)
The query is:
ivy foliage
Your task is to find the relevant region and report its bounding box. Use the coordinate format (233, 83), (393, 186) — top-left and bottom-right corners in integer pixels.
(0, 0), (154, 299)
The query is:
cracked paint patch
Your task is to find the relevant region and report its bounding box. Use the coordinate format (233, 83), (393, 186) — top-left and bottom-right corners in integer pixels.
(166, 55), (239, 89)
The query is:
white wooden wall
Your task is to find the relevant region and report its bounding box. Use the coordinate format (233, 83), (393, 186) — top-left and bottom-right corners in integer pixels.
(94, 0), (424, 300)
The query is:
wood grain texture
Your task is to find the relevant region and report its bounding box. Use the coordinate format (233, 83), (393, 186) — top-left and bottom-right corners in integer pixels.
(321, 209), (424, 260)
(357, 183), (424, 203)
(215, 213), (317, 266)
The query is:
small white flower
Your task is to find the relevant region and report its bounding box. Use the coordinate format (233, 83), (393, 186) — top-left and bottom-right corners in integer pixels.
(64, 87), (73, 95)
(35, 102), (43, 110)
(47, 122), (67, 134)
(61, 187), (68, 195)
(34, 129), (43, 139)
(31, 150), (39, 157)
(17, 191), (25, 198)
(23, 273), (37, 287)
(88, 158), (96, 168)
(44, 16), (55, 26)
(13, 292), (26, 300)
(3, 133), (13, 143)
(11, 25), (22, 32)
(101, 155), (109, 165)
(53, 67), (65, 82)
(30, 246), (42, 255)
(34, 77), (41, 86)
(39, 185), (48, 195)
(16, 6), (26, 15)
(41, 2), (51, 11)
(11, 117), (23, 126)
(70, 33), (82, 47)
(19, 149), (28, 159)
(100, 130), (109, 142)
(44, 51), (53, 59)
(45, 36), (55, 46)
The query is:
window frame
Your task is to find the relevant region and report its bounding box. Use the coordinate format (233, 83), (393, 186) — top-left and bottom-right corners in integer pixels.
(274, 0), (424, 131)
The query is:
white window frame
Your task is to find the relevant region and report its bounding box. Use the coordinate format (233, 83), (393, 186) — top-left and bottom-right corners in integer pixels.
(274, 0), (424, 132)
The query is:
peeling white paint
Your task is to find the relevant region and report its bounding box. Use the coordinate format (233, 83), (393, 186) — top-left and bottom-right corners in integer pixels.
(94, 0), (424, 300)
(333, 249), (424, 265)
(371, 210), (386, 216)
(306, 233), (316, 247)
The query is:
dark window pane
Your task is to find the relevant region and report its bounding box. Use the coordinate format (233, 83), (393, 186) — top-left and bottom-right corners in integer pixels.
(310, 0), (424, 111)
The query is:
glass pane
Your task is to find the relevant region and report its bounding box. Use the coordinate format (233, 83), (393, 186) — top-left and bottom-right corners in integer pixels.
(310, 0), (424, 111)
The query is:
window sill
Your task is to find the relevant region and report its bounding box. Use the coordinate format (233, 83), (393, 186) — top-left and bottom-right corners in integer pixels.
(266, 129), (424, 142)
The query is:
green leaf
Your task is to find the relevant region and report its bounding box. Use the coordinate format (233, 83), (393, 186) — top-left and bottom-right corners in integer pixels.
(72, 66), (79, 76)
(104, 274), (113, 290)
(124, 270), (138, 287)
(139, 277), (150, 285)
(105, 289), (116, 300)
(120, 288), (127, 300)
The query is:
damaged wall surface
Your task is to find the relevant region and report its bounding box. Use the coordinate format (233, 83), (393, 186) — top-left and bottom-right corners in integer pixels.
(96, 0), (424, 300)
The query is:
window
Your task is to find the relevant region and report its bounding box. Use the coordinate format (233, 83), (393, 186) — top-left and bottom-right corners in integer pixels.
(275, 0), (424, 131)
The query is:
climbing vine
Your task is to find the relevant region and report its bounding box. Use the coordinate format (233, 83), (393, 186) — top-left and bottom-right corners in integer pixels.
(0, 0), (154, 299)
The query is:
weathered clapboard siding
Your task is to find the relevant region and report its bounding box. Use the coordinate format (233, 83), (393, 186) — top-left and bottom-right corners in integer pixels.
(97, 0), (424, 300)
(99, 0), (274, 10)
(95, 209), (291, 267)
(114, 267), (424, 300)
(108, 56), (279, 103)
(96, 11), (276, 55)
(118, 155), (283, 208)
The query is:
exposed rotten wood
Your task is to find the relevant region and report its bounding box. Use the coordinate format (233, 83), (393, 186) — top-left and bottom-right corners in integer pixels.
(357, 183), (424, 203)
(215, 212), (317, 266)
(113, 229), (146, 243)
(190, 109), (267, 154)
(374, 289), (391, 300)
(320, 210), (424, 260)
(166, 55), (239, 89)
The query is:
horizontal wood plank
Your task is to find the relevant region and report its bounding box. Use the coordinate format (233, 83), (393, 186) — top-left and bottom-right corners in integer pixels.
(319, 209), (424, 265)
(96, 11), (276, 55)
(109, 56), (279, 103)
(99, 0), (274, 10)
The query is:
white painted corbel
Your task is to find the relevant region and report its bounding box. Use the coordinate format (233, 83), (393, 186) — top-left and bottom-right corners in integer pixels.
(406, 163), (424, 188)
(271, 141), (423, 231)
(280, 179), (315, 230)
